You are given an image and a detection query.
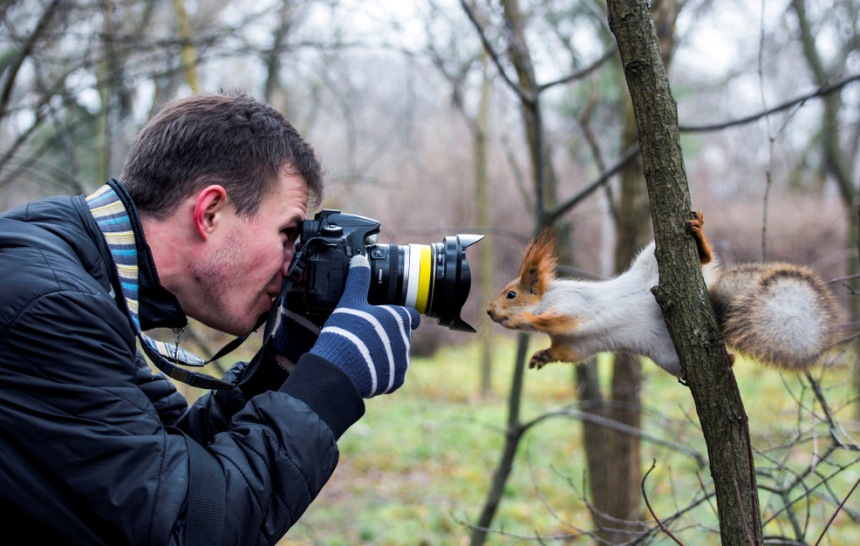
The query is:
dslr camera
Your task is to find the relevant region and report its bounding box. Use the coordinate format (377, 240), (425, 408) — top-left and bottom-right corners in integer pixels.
(286, 209), (483, 332)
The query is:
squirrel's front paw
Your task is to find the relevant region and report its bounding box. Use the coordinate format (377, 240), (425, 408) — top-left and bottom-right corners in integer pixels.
(685, 210), (714, 264)
(685, 210), (704, 233)
(529, 349), (556, 370)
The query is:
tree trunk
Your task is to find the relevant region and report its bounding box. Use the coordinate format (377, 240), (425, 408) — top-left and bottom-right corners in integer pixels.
(475, 51), (495, 398)
(471, 0), (562, 542)
(174, 0), (199, 93)
(263, 0), (297, 112)
(470, 1), (541, 539)
(470, 334), (529, 546)
(574, 359), (610, 535)
(606, 1), (764, 544)
(601, 3), (681, 542)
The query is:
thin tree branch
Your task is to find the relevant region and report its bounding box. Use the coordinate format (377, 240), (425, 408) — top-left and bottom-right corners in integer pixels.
(521, 406), (707, 467)
(545, 143), (640, 226)
(814, 473), (860, 546)
(0, 0), (62, 119)
(458, 0), (532, 105)
(538, 46), (618, 93)
(679, 73), (860, 133)
(642, 459), (685, 545)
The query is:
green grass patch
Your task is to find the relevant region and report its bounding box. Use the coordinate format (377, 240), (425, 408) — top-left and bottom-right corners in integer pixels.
(278, 335), (860, 545)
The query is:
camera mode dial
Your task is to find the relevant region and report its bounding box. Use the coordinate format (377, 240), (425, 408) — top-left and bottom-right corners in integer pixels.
(320, 225), (343, 237)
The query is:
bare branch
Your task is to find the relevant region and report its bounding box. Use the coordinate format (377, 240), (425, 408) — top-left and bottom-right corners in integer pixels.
(545, 144), (640, 226)
(458, 0), (532, 105)
(679, 73), (860, 133)
(0, 0), (62, 119)
(521, 405), (707, 467)
(538, 46), (617, 93)
(642, 460), (685, 545)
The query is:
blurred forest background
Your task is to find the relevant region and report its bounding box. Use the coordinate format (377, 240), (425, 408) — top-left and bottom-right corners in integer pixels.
(2, 0), (859, 544)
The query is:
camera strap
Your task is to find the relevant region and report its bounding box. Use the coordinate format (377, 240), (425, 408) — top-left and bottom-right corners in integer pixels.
(86, 183), (253, 390)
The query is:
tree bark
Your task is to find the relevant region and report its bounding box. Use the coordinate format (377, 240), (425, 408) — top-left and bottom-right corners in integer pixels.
(601, 62), (651, 546)
(606, 1), (764, 544)
(603, 3), (681, 541)
(469, 334), (529, 546)
(475, 51), (495, 398)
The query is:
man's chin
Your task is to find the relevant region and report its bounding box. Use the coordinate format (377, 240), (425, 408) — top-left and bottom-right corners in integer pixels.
(194, 315), (263, 338)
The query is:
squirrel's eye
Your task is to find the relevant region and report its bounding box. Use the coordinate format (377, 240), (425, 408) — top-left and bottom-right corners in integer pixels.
(506, 290), (517, 299)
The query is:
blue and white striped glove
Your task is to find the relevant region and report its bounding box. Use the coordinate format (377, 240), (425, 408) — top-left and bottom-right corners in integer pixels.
(310, 254), (421, 397)
(268, 285), (325, 368)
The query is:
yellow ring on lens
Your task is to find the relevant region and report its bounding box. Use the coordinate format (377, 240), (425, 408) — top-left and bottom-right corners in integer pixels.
(415, 245), (433, 313)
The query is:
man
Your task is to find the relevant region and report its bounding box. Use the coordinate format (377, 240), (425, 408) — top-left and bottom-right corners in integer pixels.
(0, 92), (420, 545)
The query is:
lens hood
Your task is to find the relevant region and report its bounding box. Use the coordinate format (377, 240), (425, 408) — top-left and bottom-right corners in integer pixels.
(427, 234), (483, 332)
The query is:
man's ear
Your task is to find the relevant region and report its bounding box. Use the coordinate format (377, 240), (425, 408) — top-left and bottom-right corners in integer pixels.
(193, 185), (229, 240)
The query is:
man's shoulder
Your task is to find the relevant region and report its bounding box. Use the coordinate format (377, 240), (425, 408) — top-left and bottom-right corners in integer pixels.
(0, 201), (113, 328)
(0, 195), (93, 257)
(0, 215), (99, 286)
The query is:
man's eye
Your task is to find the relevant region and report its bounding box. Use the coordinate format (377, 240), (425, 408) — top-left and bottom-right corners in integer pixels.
(281, 229), (299, 245)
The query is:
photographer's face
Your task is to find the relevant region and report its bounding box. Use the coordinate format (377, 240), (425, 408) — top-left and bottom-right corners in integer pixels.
(194, 169), (308, 335)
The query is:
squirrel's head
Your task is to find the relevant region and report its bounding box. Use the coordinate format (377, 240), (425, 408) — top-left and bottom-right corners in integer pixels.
(486, 227), (557, 326)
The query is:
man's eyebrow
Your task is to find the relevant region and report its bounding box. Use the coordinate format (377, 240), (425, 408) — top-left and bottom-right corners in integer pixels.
(282, 214), (304, 231)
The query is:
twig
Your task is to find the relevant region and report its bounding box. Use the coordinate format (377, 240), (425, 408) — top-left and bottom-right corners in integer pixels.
(458, 0), (532, 105)
(804, 371), (860, 450)
(678, 73), (860, 133)
(522, 405), (707, 467)
(642, 459), (685, 545)
(814, 473), (860, 546)
(545, 143), (641, 226)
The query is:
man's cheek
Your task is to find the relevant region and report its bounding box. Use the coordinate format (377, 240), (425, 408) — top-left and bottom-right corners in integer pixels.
(282, 250), (295, 276)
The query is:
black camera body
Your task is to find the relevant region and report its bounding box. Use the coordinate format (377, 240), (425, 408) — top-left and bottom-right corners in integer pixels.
(287, 209), (482, 332)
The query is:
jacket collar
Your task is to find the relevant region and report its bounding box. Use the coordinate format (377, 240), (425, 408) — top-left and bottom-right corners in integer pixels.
(103, 178), (187, 331)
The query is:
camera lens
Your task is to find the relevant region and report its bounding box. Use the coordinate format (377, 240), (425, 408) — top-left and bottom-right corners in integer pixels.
(367, 234), (483, 332)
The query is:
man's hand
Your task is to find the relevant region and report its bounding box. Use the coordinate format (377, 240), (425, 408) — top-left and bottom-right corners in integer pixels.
(310, 254), (420, 397)
(268, 285), (325, 371)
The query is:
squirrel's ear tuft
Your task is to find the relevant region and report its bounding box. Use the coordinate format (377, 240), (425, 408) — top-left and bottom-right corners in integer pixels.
(519, 226), (557, 296)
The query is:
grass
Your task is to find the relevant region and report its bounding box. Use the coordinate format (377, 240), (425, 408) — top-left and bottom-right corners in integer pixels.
(276, 334), (860, 545)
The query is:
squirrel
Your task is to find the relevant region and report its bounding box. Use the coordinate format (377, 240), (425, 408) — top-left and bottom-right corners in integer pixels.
(486, 211), (845, 377)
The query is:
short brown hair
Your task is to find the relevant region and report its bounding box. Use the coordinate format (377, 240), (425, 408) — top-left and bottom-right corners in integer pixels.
(121, 92), (323, 219)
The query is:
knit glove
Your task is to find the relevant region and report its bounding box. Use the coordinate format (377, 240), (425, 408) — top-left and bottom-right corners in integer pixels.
(267, 284), (326, 368)
(310, 254), (421, 397)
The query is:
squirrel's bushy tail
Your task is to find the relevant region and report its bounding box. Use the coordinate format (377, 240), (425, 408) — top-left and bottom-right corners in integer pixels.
(711, 263), (843, 370)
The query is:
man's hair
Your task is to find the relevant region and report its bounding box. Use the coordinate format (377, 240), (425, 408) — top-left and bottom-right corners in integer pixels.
(121, 92), (323, 219)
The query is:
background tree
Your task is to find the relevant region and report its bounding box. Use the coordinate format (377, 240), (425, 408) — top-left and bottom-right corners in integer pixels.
(424, 0), (498, 395)
(788, 0), (860, 417)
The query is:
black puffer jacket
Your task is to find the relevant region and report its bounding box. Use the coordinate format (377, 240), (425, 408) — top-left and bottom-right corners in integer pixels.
(0, 180), (364, 545)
